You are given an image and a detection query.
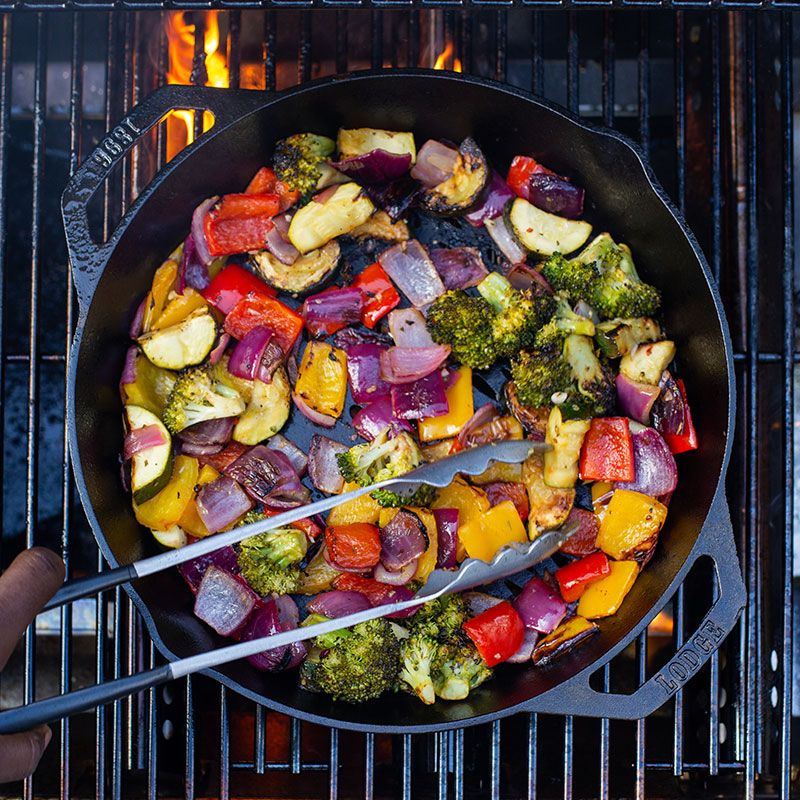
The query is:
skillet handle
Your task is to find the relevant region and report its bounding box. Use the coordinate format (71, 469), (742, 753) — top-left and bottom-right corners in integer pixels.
(61, 84), (267, 312)
(526, 490), (745, 720)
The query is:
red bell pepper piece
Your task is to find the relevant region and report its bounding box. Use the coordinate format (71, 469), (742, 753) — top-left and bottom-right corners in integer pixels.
(258, 507), (323, 539)
(506, 156), (555, 201)
(198, 441), (249, 473)
(224, 292), (304, 354)
(462, 600), (525, 667)
(245, 167), (300, 211)
(555, 551), (611, 602)
(559, 508), (600, 558)
(325, 523), (381, 572)
(579, 417), (635, 483)
(202, 264), (277, 314)
(662, 379), (699, 454)
(483, 481), (530, 522)
(351, 263), (401, 329)
(331, 573), (417, 617)
(203, 193), (281, 256)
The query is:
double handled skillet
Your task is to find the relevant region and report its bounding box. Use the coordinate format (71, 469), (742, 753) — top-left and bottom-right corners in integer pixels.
(62, 70), (744, 732)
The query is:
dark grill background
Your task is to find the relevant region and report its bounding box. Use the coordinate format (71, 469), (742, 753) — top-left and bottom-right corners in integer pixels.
(0, 7), (796, 799)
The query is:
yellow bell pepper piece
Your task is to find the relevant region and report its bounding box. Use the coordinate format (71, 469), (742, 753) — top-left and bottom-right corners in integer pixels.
(418, 367), (474, 442)
(456, 500), (527, 562)
(379, 507), (400, 527)
(120, 350), (176, 416)
(577, 560), (639, 619)
(134, 455), (199, 531)
(432, 477), (491, 561)
(177, 464), (220, 538)
(592, 481), (613, 505)
(411, 508), (438, 581)
(141, 259), (178, 333)
(326, 481), (381, 527)
(596, 489), (668, 561)
(152, 288), (208, 330)
(294, 341), (348, 420)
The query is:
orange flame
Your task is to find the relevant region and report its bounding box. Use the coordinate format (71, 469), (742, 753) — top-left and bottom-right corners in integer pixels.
(166, 11), (229, 159)
(433, 42), (462, 73)
(649, 610), (674, 636)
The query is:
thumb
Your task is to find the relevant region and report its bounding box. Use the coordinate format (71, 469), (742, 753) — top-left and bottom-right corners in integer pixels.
(0, 725), (52, 784)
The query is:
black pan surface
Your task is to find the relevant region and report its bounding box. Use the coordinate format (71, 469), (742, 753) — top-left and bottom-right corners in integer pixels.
(63, 71), (743, 731)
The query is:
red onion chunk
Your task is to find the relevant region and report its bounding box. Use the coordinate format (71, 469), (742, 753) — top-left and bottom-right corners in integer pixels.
(308, 434), (348, 495)
(366, 584), (416, 619)
(506, 628), (539, 663)
(615, 373), (661, 425)
(484, 481), (529, 521)
(180, 441), (224, 458)
(129, 299), (146, 339)
(378, 240), (445, 308)
(650, 372), (687, 439)
(307, 590), (372, 618)
(456, 402), (499, 449)
(257, 339), (285, 383)
(178, 546), (240, 593)
(380, 510), (428, 571)
(209, 333), (231, 365)
(265, 216), (299, 266)
(485, 213), (527, 264)
(268, 433), (308, 476)
(292, 393), (337, 428)
(411, 140), (459, 188)
(303, 287), (364, 338)
(464, 591), (502, 617)
(613, 426), (678, 496)
(513, 576), (566, 634)
(364, 175), (422, 222)
(391, 371), (449, 420)
(527, 172), (585, 220)
(191, 196), (218, 267)
(330, 149), (413, 184)
(429, 247), (489, 291)
(228, 326), (274, 381)
(433, 508), (458, 569)
(123, 425), (167, 460)
(225, 445), (310, 509)
(196, 476), (254, 534)
(387, 308), (434, 348)
(242, 596), (306, 672)
(178, 417), (235, 448)
(379, 345), (451, 385)
(333, 327), (392, 351)
(465, 171), (515, 227)
(374, 559), (418, 585)
(194, 566), (258, 637)
(178, 234), (211, 293)
(346, 343), (391, 404)
(505, 263), (554, 295)
(120, 345), (138, 386)
(352, 396), (414, 441)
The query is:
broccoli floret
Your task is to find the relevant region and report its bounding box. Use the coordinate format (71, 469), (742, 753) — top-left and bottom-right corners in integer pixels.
(300, 613), (352, 650)
(427, 290), (497, 370)
(336, 429), (432, 508)
(162, 365), (246, 434)
(236, 527), (307, 596)
(398, 632), (437, 704)
(540, 253), (597, 299)
(273, 133), (336, 197)
(410, 594), (468, 640)
(477, 272), (556, 357)
(303, 618), (401, 703)
(431, 635), (492, 701)
(533, 295), (596, 349)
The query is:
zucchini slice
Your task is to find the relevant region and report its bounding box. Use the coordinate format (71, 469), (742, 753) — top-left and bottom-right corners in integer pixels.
(125, 405), (173, 505)
(420, 138), (488, 217)
(233, 367), (291, 445)
(337, 128), (416, 162)
(288, 183), (375, 254)
(151, 525), (187, 549)
(348, 210), (410, 242)
(138, 307), (217, 370)
(619, 340), (676, 385)
(250, 240), (340, 296)
(507, 197), (592, 256)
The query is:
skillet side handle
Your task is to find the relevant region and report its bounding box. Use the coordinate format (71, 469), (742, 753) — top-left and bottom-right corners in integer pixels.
(527, 490), (745, 720)
(61, 84), (267, 312)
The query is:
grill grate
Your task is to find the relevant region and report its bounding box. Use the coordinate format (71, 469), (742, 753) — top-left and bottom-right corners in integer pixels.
(0, 7), (796, 799)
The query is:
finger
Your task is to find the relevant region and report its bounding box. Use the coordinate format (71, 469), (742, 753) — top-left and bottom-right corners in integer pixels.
(0, 548), (65, 670)
(0, 725), (52, 784)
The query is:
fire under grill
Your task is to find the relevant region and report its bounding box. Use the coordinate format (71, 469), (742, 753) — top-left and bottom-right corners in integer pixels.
(0, 7), (796, 800)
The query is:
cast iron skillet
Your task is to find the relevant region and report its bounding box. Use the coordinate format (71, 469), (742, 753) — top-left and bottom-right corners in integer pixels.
(62, 71), (744, 732)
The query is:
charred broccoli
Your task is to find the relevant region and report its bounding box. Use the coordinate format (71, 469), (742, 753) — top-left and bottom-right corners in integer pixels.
(236, 522), (308, 596)
(539, 252), (596, 300)
(273, 133), (335, 197)
(299, 618), (401, 703)
(426, 290), (497, 369)
(336, 428), (434, 507)
(431, 634), (492, 701)
(410, 594), (468, 640)
(398, 632), (437, 704)
(161, 365), (246, 434)
(476, 272), (556, 357)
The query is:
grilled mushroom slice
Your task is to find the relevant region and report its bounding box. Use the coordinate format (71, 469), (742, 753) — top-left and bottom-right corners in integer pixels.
(420, 137), (489, 217)
(250, 240), (340, 297)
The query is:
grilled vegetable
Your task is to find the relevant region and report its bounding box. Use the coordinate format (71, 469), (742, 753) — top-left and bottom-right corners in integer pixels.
(141, 258), (179, 333)
(233, 368), (291, 445)
(138, 307), (217, 370)
(420, 138), (489, 217)
(576, 559), (639, 619)
(463, 600), (525, 667)
(554, 551), (611, 602)
(133, 455), (199, 531)
(619, 340), (676, 385)
(124, 405), (173, 504)
(532, 615), (599, 666)
(250, 241), (340, 296)
(596, 489), (668, 562)
(522, 453), (574, 536)
(543, 406), (590, 489)
(337, 128), (417, 161)
(121, 349), (177, 416)
(506, 197), (592, 256)
(456, 499), (527, 562)
(418, 366), (474, 442)
(579, 417), (635, 483)
(294, 341), (348, 421)
(288, 183), (375, 254)
(348, 210), (410, 242)
(594, 317), (662, 358)
(162, 366), (246, 434)
(273, 133), (336, 196)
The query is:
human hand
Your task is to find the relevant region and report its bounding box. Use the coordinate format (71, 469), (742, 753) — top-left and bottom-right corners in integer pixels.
(0, 547), (65, 784)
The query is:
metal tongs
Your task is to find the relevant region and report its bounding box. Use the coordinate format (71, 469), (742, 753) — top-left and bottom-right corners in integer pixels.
(0, 440), (576, 734)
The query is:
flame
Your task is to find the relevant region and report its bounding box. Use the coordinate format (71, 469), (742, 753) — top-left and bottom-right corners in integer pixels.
(166, 11), (229, 159)
(433, 42), (462, 73)
(649, 610), (674, 636)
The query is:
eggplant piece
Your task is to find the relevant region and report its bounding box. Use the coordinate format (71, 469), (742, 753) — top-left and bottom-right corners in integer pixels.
(348, 210), (410, 243)
(288, 182), (375, 254)
(138, 307), (217, 370)
(124, 405), (173, 505)
(250, 240), (340, 297)
(532, 615), (599, 666)
(233, 368), (291, 446)
(420, 137), (489, 217)
(506, 197), (592, 256)
(522, 452), (575, 537)
(337, 128), (417, 162)
(504, 381), (549, 440)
